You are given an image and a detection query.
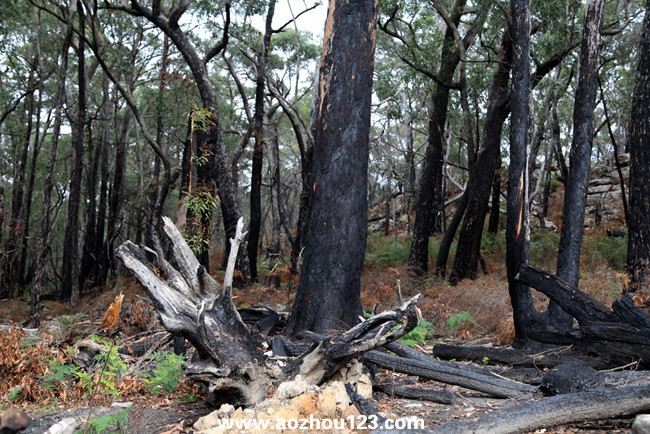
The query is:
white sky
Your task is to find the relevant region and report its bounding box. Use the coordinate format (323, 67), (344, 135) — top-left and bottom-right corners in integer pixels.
(250, 0), (328, 37)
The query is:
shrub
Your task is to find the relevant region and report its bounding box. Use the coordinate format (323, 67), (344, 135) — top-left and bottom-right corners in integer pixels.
(142, 352), (185, 394)
(400, 318), (435, 347)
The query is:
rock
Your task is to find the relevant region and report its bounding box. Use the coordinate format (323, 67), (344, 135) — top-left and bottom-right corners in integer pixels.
(110, 402), (133, 408)
(0, 409), (30, 434)
(634, 415), (650, 434)
(290, 392), (319, 415)
(73, 339), (104, 368)
(274, 377), (319, 400)
(43, 418), (78, 434)
(317, 384), (339, 418)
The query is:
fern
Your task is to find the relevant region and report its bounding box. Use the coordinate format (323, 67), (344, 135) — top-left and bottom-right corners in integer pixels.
(446, 311), (476, 333)
(399, 319), (435, 347)
(142, 352), (185, 393)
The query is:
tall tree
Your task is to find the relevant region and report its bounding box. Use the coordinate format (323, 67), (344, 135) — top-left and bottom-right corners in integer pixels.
(448, 28), (513, 283)
(507, 0), (535, 346)
(286, 0), (377, 335)
(627, 0), (650, 291)
(30, 8), (74, 324)
(248, 0), (276, 281)
(61, 0), (86, 303)
(550, 0), (605, 331)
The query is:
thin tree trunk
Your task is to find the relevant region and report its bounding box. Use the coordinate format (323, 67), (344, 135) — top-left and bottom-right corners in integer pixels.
(627, 0), (650, 291)
(30, 16), (73, 324)
(5, 69), (35, 290)
(248, 0), (276, 281)
(286, 0), (377, 335)
(94, 78), (111, 286)
(449, 29), (512, 284)
(61, 1), (86, 304)
(549, 0), (605, 331)
(488, 153), (502, 234)
(409, 0), (466, 274)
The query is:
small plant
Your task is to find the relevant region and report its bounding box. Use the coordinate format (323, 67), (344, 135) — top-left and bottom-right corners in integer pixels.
(142, 352), (185, 394)
(181, 391), (198, 403)
(191, 107), (214, 132)
(77, 410), (129, 434)
(42, 359), (81, 391)
(400, 318), (435, 347)
(7, 386), (23, 402)
(447, 311), (477, 334)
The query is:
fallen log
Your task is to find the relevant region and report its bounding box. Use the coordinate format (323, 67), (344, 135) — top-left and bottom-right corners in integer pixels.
(375, 383), (457, 405)
(431, 343), (580, 368)
(363, 351), (535, 398)
(516, 265), (650, 363)
(116, 217), (421, 406)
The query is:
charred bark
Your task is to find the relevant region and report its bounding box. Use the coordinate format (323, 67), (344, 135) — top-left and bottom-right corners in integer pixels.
(449, 29), (512, 284)
(507, 0), (536, 347)
(248, 0), (276, 281)
(627, 0), (650, 291)
(550, 0), (605, 331)
(409, 0), (466, 274)
(285, 0), (377, 335)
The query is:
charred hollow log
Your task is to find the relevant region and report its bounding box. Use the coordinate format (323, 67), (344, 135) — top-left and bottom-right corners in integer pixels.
(517, 264), (650, 364)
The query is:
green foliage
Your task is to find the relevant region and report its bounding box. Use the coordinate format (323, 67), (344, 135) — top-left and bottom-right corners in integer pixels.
(365, 235), (410, 267)
(7, 386), (23, 402)
(447, 311), (477, 333)
(181, 392), (198, 403)
(583, 234), (628, 271)
(482, 233), (507, 255)
(142, 352), (185, 394)
(76, 410), (129, 434)
(399, 318), (435, 347)
(42, 359), (81, 391)
(190, 108), (214, 132)
(42, 339), (127, 398)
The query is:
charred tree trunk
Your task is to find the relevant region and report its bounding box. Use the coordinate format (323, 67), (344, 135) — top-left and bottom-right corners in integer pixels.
(4, 69), (35, 290)
(549, 0), (604, 331)
(627, 0), (650, 291)
(268, 124), (282, 257)
(61, 2), (86, 303)
(248, 0), (276, 281)
(30, 18), (73, 325)
(409, 0), (466, 274)
(449, 29), (512, 284)
(94, 79), (112, 286)
(286, 0), (377, 335)
(507, 0), (536, 347)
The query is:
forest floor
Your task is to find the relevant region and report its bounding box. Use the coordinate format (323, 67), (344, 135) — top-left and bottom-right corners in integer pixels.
(0, 222), (643, 433)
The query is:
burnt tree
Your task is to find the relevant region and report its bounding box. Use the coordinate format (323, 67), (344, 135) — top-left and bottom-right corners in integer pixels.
(285, 0), (377, 335)
(61, 1), (86, 303)
(628, 0), (650, 291)
(248, 0), (276, 281)
(448, 28), (512, 283)
(507, 0), (535, 346)
(550, 0), (605, 331)
(408, 0), (466, 273)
